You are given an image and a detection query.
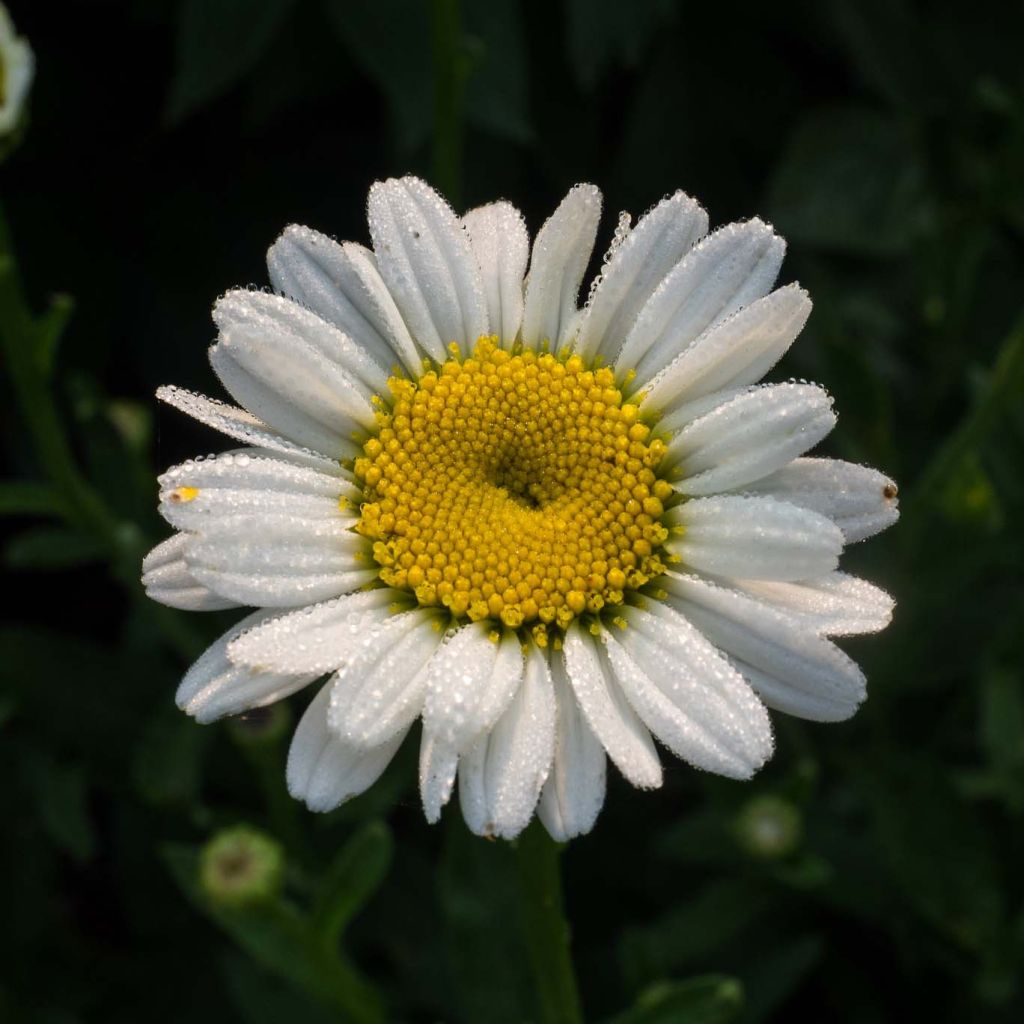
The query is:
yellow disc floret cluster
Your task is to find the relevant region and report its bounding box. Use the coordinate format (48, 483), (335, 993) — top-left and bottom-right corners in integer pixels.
(354, 338), (674, 643)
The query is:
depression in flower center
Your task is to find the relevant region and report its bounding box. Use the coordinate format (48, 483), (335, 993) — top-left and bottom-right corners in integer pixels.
(354, 338), (673, 637)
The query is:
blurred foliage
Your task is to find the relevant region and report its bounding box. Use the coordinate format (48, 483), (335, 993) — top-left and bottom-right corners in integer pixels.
(2, 0), (1024, 1021)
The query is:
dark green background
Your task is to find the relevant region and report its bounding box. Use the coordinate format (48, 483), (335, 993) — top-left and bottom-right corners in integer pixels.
(2, 0), (1023, 1021)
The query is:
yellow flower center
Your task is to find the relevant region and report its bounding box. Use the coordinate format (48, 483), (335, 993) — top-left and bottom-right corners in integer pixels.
(354, 338), (673, 643)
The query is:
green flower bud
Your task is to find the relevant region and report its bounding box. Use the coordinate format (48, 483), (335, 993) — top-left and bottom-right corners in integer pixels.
(735, 795), (802, 859)
(199, 825), (284, 908)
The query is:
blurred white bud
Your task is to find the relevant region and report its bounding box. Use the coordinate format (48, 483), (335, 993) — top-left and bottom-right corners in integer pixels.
(0, 4), (34, 136)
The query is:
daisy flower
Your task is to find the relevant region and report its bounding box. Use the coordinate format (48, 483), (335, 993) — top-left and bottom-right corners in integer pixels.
(143, 177), (898, 841)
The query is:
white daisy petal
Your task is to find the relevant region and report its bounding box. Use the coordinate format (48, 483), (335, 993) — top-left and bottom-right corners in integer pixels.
(729, 659), (859, 722)
(732, 573), (895, 636)
(661, 572), (866, 721)
(419, 731), (460, 824)
(157, 451), (357, 532)
(209, 295), (377, 459)
(603, 604), (773, 778)
(666, 383), (836, 494)
(266, 226), (417, 371)
(185, 513), (376, 607)
(177, 610), (317, 724)
(225, 589), (399, 674)
(743, 457), (899, 543)
(521, 184), (602, 353)
(287, 682), (406, 812)
(640, 283), (812, 415)
(367, 176), (488, 360)
(458, 643), (556, 839)
(156, 386), (339, 470)
(463, 201), (529, 346)
(142, 533), (241, 611)
(328, 609), (447, 748)
(666, 495), (843, 582)
(537, 653), (606, 842)
(421, 623), (524, 753)
(562, 622), (662, 789)
(618, 219), (785, 386)
(214, 290), (389, 395)
(575, 191), (708, 363)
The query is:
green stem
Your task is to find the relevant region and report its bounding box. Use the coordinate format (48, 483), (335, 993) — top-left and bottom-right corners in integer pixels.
(430, 0), (467, 204)
(514, 823), (584, 1024)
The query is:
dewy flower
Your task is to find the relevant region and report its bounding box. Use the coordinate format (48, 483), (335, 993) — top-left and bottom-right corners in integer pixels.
(143, 177), (899, 840)
(0, 4), (33, 136)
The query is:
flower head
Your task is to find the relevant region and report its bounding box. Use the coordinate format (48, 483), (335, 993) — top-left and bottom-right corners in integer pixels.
(0, 4), (33, 137)
(144, 177), (898, 840)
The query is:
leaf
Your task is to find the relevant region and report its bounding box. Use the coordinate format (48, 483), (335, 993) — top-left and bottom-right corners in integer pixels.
(221, 952), (338, 1024)
(311, 821), (394, 946)
(607, 976), (743, 1024)
(767, 107), (928, 255)
(24, 750), (97, 864)
(738, 935), (823, 1024)
(566, 0), (680, 90)
(167, 0), (298, 121)
(163, 844), (384, 1022)
(132, 701), (210, 808)
(4, 526), (105, 570)
(0, 480), (64, 518)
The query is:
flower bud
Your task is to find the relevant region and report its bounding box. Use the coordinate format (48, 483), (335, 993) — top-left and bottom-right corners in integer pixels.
(0, 5), (34, 138)
(199, 825), (284, 908)
(735, 795), (802, 859)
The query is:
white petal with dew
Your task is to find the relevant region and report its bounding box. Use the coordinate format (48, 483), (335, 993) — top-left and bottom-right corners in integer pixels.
(743, 457), (899, 543)
(156, 386), (339, 470)
(537, 652), (606, 842)
(287, 682), (406, 812)
(421, 623), (524, 753)
(185, 513), (376, 607)
(142, 533), (240, 611)
(177, 610), (317, 724)
(603, 603), (773, 778)
(463, 201), (529, 346)
(368, 176), (488, 360)
(666, 383), (835, 494)
(158, 451), (357, 532)
(459, 643), (556, 839)
(665, 495), (843, 582)
(562, 622), (662, 789)
(731, 573), (894, 637)
(328, 608), (447, 748)
(419, 731), (459, 824)
(521, 184), (602, 353)
(575, 191), (707, 363)
(641, 284), (812, 416)
(267, 226), (417, 371)
(618, 219), (785, 387)
(226, 589), (399, 675)
(661, 572), (866, 721)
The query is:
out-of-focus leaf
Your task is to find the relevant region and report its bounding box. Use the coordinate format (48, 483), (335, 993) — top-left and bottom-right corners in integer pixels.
(830, 0), (946, 114)
(566, 0), (680, 90)
(767, 108), (928, 255)
(163, 844), (384, 1022)
(738, 935), (823, 1024)
(438, 820), (536, 1024)
(463, 0), (532, 143)
(607, 976), (743, 1024)
(34, 293), (74, 378)
(4, 526), (105, 569)
(311, 821), (393, 945)
(323, 0), (432, 152)
(0, 480), (64, 518)
(24, 750), (96, 864)
(619, 880), (774, 989)
(167, 0), (298, 121)
(222, 952), (337, 1024)
(132, 701), (209, 807)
